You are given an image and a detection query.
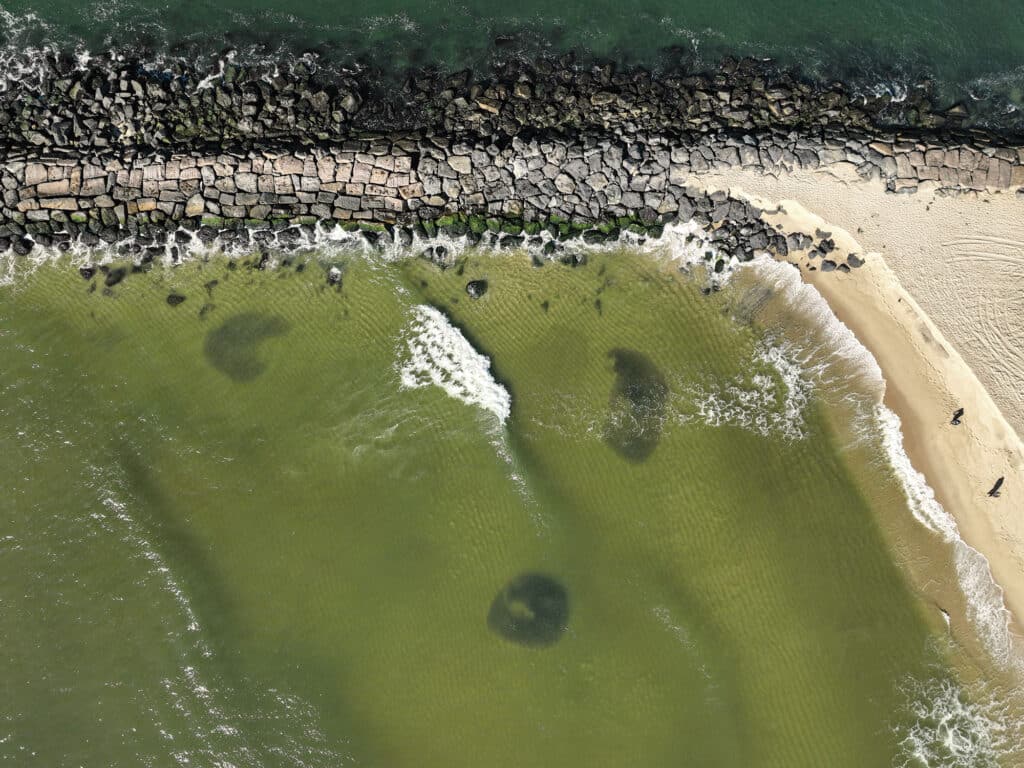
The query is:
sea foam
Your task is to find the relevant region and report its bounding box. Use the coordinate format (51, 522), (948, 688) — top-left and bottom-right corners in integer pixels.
(399, 304), (511, 424)
(743, 254), (1020, 672)
(876, 405), (1019, 670)
(684, 338), (814, 441)
(894, 675), (1019, 768)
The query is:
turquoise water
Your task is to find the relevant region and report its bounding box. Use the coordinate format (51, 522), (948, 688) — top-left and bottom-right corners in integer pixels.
(1, 240), (1021, 766)
(3, 0), (1024, 126)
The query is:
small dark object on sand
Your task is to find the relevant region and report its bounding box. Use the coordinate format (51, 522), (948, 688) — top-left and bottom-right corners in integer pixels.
(987, 477), (1004, 498)
(951, 407), (964, 425)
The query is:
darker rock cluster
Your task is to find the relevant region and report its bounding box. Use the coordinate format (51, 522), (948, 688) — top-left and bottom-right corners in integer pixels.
(0, 53), (1003, 152)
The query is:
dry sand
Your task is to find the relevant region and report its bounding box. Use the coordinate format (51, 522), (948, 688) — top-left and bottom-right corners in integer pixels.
(696, 167), (1024, 646)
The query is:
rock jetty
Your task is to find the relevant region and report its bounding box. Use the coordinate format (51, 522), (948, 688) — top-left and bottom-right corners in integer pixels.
(0, 55), (1021, 256)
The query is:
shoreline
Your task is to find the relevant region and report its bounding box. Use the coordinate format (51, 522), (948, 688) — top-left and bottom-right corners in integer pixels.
(697, 169), (1024, 654)
(1, 47), (1022, 671)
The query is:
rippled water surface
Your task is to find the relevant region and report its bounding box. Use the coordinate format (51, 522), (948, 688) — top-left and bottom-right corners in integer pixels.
(2, 244), (1021, 766)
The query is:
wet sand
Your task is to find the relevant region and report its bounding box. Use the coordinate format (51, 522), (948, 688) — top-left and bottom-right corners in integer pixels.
(697, 167), (1024, 651)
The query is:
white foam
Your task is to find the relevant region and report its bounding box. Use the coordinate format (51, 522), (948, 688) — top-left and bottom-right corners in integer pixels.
(399, 304), (511, 424)
(690, 253), (1021, 673)
(685, 338), (814, 440)
(637, 218), (732, 281)
(876, 405), (1019, 670)
(895, 675), (1019, 768)
(746, 254), (885, 388)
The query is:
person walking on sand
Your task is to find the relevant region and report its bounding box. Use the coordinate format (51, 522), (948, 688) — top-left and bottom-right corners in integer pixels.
(951, 407), (964, 426)
(987, 477), (1004, 498)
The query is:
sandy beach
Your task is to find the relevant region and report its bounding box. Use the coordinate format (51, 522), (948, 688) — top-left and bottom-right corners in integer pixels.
(697, 167), (1024, 652)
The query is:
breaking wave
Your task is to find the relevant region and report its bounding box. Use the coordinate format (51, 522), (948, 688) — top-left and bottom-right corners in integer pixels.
(876, 405), (1021, 672)
(683, 337), (815, 441)
(398, 304), (511, 424)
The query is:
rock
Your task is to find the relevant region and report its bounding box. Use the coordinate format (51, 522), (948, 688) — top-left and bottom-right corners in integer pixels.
(846, 254), (864, 268)
(327, 266), (342, 286)
(554, 173), (575, 194)
(185, 194), (205, 217)
(447, 156), (472, 175)
(166, 293), (186, 306)
(79, 265), (97, 280)
(820, 259), (837, 272)
(103, 266), (127, 286)
(465, 279), (488, 299)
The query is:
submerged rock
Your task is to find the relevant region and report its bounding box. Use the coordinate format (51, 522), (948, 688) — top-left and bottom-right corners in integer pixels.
(166, 293), (186, 307)
(103, 266), (127, 287)
(488, 572), (569, 647)
(203, 312), (290, 382)
(603, 348), (668, 462)
(465, 279), (488, 299)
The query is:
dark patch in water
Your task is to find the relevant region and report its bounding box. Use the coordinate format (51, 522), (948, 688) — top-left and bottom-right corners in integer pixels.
(103, 266), (127, 287)
(166, 293), (186, 307)
(488, 572), (569, 647)
(466, 279), (488, 299)
(203, 312), (289, 381)
(603, 348), (667, 462)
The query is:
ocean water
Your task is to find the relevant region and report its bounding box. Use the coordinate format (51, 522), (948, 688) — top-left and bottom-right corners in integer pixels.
(1, 236), (1022, 767)
(2, 0), (1024, 129)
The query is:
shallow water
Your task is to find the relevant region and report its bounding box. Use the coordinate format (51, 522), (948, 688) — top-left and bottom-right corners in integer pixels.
(1, 243), (1020, 766)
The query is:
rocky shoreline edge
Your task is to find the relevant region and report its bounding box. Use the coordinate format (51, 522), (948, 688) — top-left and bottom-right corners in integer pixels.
(1, 56), (1022, 266)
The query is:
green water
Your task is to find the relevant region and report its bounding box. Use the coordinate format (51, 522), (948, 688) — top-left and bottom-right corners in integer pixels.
(0, 246), (1003, 766)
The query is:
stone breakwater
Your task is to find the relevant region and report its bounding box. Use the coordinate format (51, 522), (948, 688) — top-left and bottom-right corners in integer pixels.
(0, 55), (987, 150)
(2, 132), (1022, 256)
(0, 57), (1022, 259)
